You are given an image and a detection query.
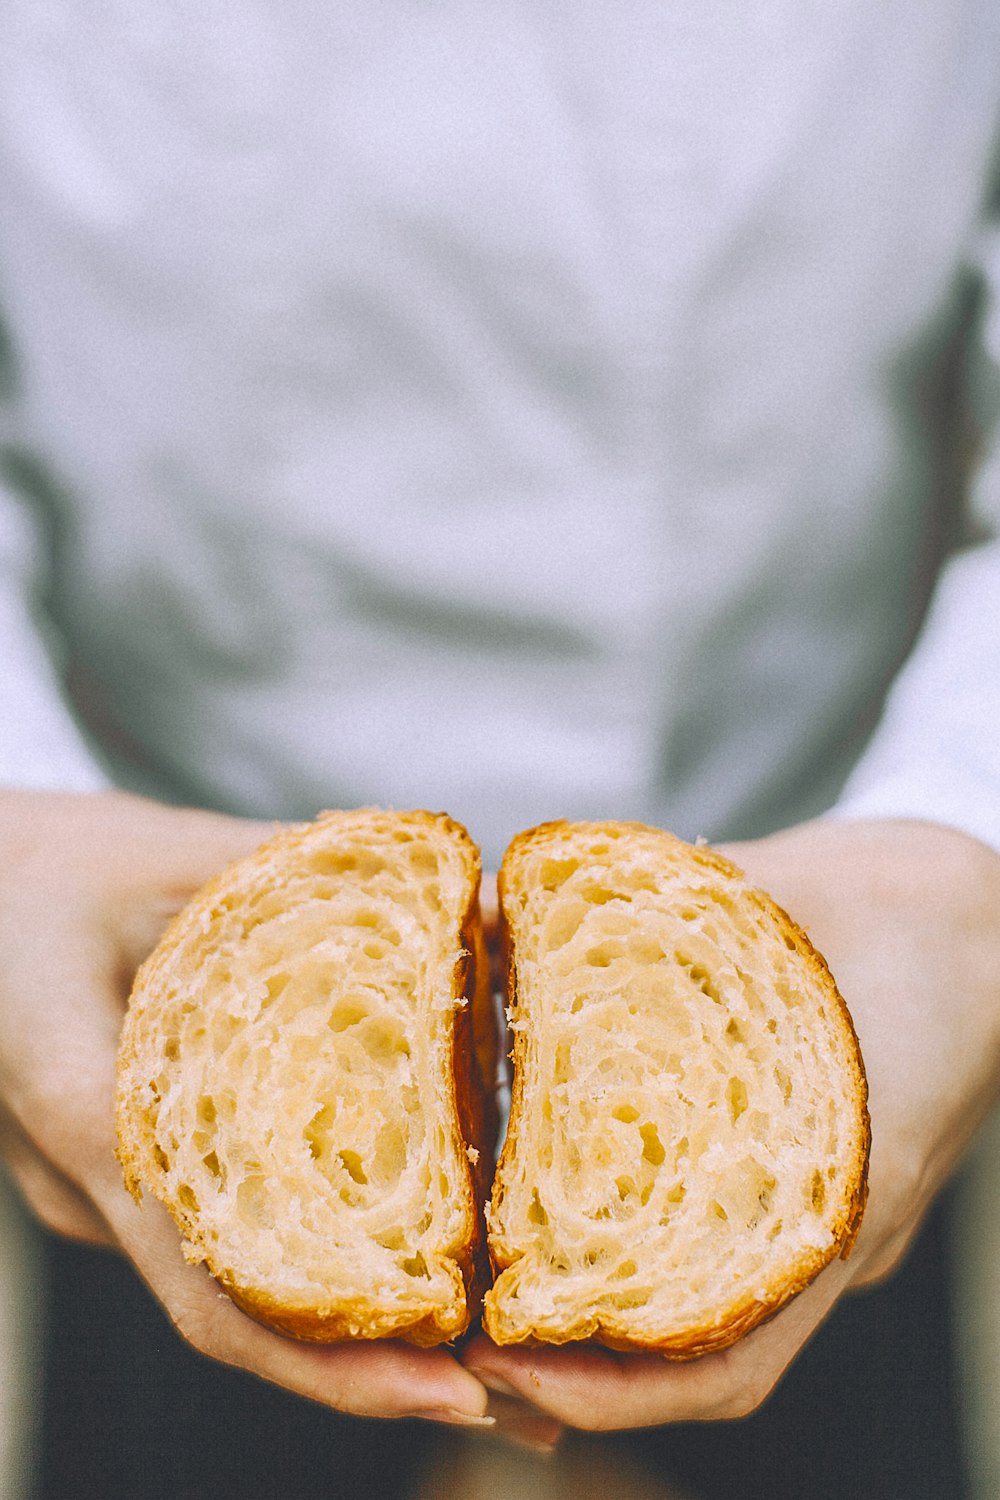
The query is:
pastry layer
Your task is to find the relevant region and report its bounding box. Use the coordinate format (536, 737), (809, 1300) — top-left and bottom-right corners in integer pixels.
(116, 808), (497, 1345)
(484, 820), (869, 1355)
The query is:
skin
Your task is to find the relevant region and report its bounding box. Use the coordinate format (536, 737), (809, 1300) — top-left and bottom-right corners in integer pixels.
(2, 792), (999, 1449)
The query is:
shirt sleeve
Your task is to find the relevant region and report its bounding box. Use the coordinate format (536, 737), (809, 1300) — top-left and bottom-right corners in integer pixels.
(0, 475), (109, 791)
(832, 219), (1000, 854)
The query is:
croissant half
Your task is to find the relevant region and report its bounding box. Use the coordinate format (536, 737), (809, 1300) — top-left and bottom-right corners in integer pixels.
(483, 820), (870, 1357)
(116, 808), (498, 1346)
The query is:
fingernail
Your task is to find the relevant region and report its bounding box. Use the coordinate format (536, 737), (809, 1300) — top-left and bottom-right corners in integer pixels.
(416, 1409), (497, 1429)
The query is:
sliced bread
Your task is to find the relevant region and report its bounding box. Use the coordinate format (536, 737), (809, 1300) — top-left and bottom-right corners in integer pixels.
(483, 819), (869, 1356)
(116, 808), (498, 1346)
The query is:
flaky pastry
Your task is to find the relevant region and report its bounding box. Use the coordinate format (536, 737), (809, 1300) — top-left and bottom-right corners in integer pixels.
(116, 808), (497, 1346)
(484, 820), (869, 1356)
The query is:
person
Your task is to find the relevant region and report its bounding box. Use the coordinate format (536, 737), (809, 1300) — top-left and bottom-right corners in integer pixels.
(1, 5), (999, 1496)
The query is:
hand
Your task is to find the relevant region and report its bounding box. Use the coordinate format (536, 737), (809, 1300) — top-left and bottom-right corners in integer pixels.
(0, 790), (492, 1427)
(462, 817), (1000, 1430)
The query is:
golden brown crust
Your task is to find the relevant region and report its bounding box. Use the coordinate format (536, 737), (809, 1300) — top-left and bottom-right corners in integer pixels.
(218, 1271), (471, 1347)
(485, 819), (870, 1357)
(116, 807), (496, 1346)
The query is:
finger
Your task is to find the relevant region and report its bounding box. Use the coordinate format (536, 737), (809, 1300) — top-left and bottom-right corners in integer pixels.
(99, 802), (282, 971)
(463, 1259), (851, 1430)
(850, 1221), (919, 1287)
(1, 1141), (115, 1245)
(0, 1099), (116, 1245)
(97, 1185), (491, 1423)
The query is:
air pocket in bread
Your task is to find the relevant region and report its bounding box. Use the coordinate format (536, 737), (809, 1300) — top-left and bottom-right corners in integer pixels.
(483, 820), (869, 1356)
(116, 808), (498, 1346)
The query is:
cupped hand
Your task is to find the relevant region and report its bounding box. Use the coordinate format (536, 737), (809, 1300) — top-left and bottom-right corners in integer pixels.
(0, 790), (491, 1428)
(462, 817), (1000, 1430)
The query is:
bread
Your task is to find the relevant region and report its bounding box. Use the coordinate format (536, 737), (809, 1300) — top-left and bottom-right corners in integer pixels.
(116, 808), (498, 1346)
(483, 820), (869, 1356)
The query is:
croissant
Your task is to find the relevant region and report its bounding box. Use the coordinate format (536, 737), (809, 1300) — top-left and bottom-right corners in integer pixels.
(483, 820), (869, 1356)
(116, 808), (498, 1346)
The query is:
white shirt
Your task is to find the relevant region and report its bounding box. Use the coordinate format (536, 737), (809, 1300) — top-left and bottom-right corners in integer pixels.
(1, 2), (999, 866)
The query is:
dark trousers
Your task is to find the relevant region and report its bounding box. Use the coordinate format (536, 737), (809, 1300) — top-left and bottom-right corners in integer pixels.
(34, 1191), (966, 1500)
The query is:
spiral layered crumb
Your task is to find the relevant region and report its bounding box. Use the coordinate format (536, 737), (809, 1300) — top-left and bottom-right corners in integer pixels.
(484, 820), (869, 1356)
(116, 808), (497, 1346)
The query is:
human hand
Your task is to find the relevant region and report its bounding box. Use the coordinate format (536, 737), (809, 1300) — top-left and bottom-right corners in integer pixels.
(0, 790), (492, 1428)
(462, 818), (1000, 1430)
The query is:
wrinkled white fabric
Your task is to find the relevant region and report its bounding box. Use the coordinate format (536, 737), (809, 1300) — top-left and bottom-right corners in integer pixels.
(0, 4), (999, 864)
